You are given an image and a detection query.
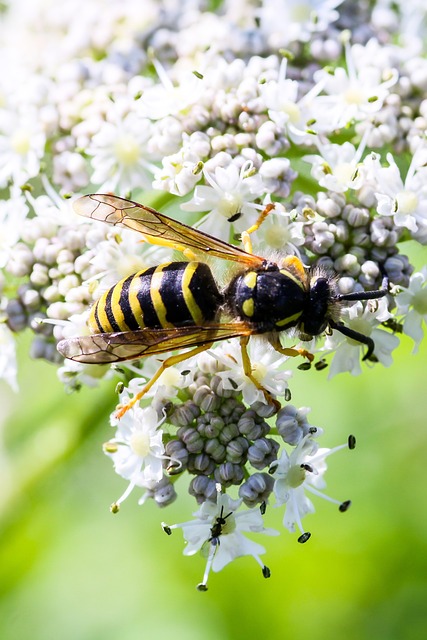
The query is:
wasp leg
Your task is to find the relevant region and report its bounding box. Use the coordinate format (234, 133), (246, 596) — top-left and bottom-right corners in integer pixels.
(245, 203), (275, 235)
(280, 254), (307, 279)
(269, 336), (314, 362)
(241, 203), (276, 254)
(141, 236), (198, 261)
(239, 336), (281, 411)
(182, 248), (199, 261)
(115, 342), (214, 419)
(241, 231), (253, 255)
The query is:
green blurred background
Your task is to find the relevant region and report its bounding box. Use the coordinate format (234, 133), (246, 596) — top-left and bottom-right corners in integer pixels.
(1, 294), (426, 640)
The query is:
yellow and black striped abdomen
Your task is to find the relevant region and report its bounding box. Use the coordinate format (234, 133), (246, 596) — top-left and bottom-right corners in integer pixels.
(88, 261), (222, 334)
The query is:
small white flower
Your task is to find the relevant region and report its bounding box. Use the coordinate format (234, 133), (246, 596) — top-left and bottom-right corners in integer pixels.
(119, 357), (189, 405)
(88, 228), (171, 294)
(54, 309), (113, 390)
(258, 0), (343, 48)
(26, 180), (82, 230)
(146, 116), (184, 158)
(304, 140), (366, 193)
(139, 67), (205, 120)
(349, 38), (401, 74)
(258, 57), (326, 141)
(152, 146), (203, 196)
(52, 150), (89, 194)
(53, 309), (92, 341)
(86, 111), (157, 193)
(163, 485), (278, 590)
(326, 297), (400, 376)
(396, 268), (427, 353)
(258, 58), (304, 133)
(0, 108), (46, 188)
(105, 405), (166, 506)
(382, 0), (427, 44)
(271, 432), (352, 539)
(314, 41), (398, 129)
(255, 200), (305, 255)
(181, 160), (266, 240)
(367, 149), (427, 238)
(258, 157), (297, 198)
(208, 340), (292, 407)
(57, 356), (110, 392)
(0, 191), (29, 268)
(0, 323), (18, 392)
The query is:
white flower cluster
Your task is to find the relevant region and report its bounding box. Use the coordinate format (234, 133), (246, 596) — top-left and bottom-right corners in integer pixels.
(107, 399), (352, 590)
(1, 0), (427, 587)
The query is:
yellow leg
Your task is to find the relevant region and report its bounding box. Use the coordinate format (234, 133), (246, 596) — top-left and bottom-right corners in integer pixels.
(245, 203), (275, 235)
(268, 336), (314, 362)
(142, 236), (198, 261)
(280, 255), (306, 278)
(241, 231), (253, 254)
(241, 203), (276, 254)
(239, 336), (281, 411)
(115, 342), (214, 419)
(182, 248), (199, 261)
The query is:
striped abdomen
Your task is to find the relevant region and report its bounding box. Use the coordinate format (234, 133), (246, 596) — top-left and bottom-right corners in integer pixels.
(88, 261), (223, 334)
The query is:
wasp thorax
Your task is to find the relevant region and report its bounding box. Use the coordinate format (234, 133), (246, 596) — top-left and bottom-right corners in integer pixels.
(226, 268), (306, 329)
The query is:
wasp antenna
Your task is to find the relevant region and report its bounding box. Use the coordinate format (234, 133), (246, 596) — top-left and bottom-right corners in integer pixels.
(335, 277), (389, 303)
(329, 319), (375, 360)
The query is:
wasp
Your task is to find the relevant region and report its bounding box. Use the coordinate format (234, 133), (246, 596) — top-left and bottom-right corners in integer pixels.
(57, 194), (388, 417)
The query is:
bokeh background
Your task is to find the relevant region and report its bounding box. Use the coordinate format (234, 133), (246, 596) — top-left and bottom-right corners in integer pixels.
(1, 244), (426, 640)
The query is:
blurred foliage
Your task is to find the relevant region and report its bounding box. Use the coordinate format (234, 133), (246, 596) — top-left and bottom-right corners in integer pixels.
(1, 249), (427, 640)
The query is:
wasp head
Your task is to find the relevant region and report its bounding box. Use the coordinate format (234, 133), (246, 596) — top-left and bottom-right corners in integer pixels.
(298, 271), (340, 340)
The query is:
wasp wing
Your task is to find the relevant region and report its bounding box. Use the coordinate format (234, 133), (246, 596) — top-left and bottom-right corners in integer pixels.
(57, 322), (256, 364)
(74, 194), (264, 267)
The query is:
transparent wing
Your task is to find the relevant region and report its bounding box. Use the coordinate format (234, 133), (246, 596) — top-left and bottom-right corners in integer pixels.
(74, 194), (264, 267)
(57, 322), (255, 364)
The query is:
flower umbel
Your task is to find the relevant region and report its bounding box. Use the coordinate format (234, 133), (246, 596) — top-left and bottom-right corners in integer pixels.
(1, 0), (426, 592)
